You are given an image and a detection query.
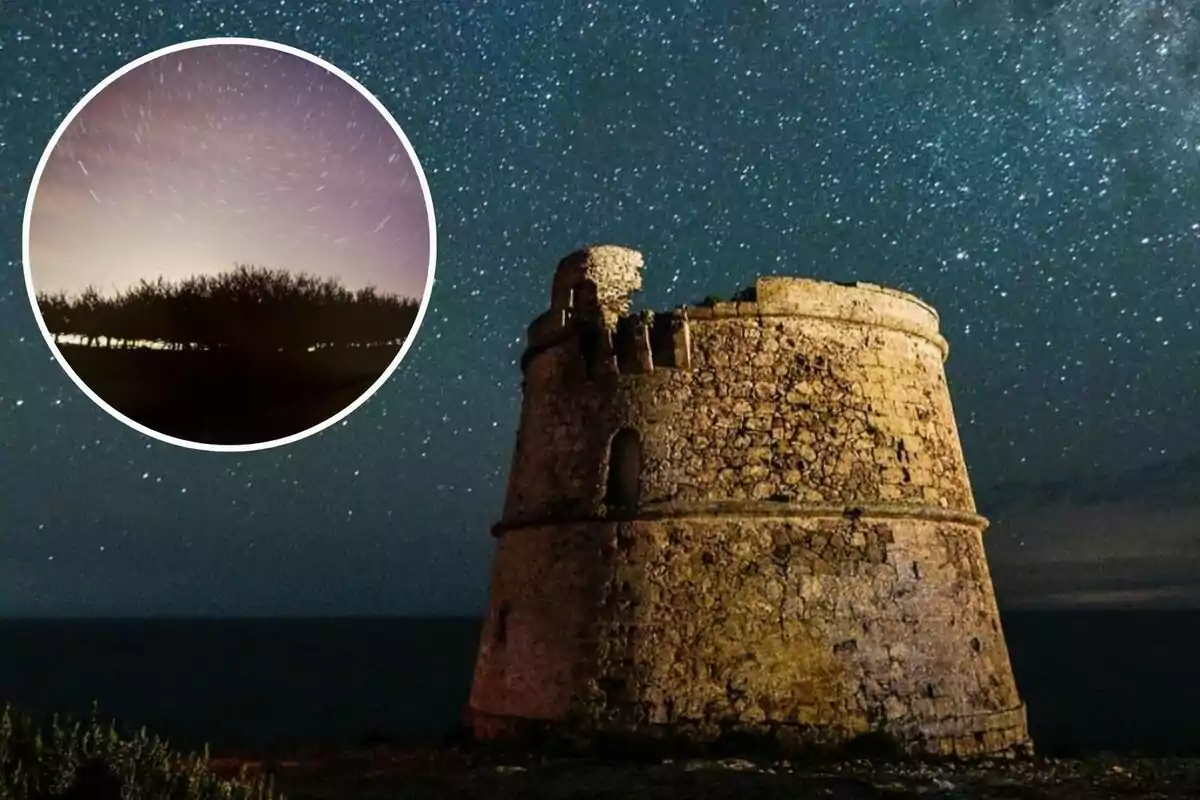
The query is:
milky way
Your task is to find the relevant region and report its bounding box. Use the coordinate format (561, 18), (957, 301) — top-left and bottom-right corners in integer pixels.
(0, 0), (1198, 615)
(28, 41), (430, 301)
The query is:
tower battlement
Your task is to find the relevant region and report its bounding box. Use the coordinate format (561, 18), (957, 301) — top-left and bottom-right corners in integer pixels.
(468, 245), (1032, 760)
(524, 249), (947, 383)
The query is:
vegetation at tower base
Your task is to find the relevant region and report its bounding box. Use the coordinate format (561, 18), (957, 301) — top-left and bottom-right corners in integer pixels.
(467, 244), (1034, 761)
(0, 702), (282, 800)
(33, 265), (419, 445)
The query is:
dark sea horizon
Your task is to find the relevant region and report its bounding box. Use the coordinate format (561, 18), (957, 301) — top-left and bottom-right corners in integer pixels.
(1, 610), (1196, 759)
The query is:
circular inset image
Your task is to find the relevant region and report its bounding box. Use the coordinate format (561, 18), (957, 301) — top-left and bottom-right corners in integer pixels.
(22, 38), (436, 451)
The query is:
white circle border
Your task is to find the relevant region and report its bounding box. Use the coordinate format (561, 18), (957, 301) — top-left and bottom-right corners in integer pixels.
(21, 37), (439, 453)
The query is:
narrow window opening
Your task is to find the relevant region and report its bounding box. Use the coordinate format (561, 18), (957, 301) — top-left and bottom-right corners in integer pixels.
(649, 313), (676, 368)
(495, 601), (511, 646)
(605, 428), (643, 510)
(614, 316), (652, 374)
(578, 324), (604, 374)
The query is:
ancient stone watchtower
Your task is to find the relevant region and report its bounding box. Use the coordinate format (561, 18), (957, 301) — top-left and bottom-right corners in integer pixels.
(467, 245), (1031, 759)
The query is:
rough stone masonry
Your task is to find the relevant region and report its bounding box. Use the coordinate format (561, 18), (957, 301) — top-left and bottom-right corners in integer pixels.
(466, 244), (1032, 759)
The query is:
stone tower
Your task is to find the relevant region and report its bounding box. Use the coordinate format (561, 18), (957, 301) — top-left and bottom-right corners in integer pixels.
(467, 245), (1031, 759)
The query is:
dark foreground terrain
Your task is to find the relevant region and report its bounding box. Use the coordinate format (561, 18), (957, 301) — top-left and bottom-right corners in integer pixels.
(2, 613), (1197, 758)
(58, 343), (400, 444)
(209, 748), (1200, 799)
(5, 614), (1199, 796)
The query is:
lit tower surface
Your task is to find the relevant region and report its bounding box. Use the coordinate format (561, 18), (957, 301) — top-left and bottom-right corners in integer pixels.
(467, 245), (1031, 758)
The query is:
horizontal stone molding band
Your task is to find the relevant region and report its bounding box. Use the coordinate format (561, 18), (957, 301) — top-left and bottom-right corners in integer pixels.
(467, 705), (1031, 759)
(491, 499), (989, 537)
(888, 704), (1029, 741)
(478, 702), (1028, 741)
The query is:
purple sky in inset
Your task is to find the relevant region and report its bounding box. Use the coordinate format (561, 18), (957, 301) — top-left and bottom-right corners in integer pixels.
(28, 43), (430, 301)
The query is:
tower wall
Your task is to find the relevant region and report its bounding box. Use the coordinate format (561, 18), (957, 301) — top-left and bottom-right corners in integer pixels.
(470, 248), (1031, 758)
(503, 279), (974, 524)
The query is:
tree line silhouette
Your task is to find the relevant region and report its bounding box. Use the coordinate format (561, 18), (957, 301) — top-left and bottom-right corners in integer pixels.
(36, 264), (420, 353)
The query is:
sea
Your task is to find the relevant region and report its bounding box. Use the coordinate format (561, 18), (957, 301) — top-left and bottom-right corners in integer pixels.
(1, 611), (1196, 758)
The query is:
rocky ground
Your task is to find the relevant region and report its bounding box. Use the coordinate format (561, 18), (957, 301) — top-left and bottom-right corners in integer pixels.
(208, 747), (1200, 799)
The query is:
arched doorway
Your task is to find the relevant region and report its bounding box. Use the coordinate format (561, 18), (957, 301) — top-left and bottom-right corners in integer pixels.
(606, 428), (642, 510)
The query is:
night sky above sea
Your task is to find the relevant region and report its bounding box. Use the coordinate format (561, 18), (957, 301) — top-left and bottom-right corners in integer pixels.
(1, 0), (1198, 617)
(28, 41), (430, 301)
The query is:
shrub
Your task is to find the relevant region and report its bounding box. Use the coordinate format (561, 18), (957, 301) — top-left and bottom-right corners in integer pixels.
(0, 701), (283, 800)
(34, 264), (419, 353)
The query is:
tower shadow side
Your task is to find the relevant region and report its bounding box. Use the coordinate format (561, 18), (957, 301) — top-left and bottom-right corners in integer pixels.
(466, 245), (1032, 760)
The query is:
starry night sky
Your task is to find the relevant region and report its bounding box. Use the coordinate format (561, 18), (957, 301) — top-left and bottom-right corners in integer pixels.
(29, 41), (430, 301)
(1, 0), (1198, 616)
